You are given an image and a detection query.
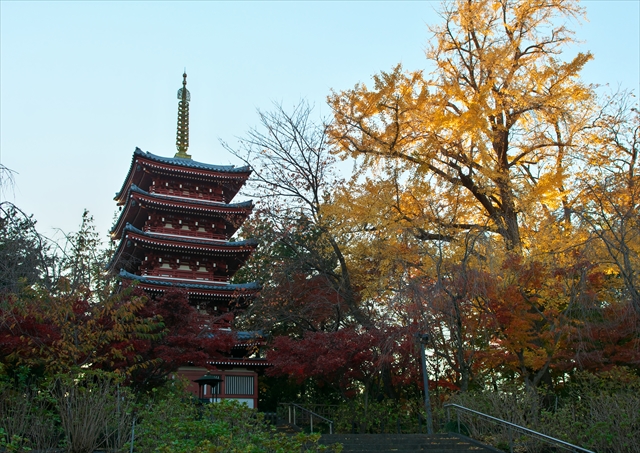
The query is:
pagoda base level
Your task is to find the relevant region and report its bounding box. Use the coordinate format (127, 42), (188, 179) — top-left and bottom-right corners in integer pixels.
(175, 364), (269, 410)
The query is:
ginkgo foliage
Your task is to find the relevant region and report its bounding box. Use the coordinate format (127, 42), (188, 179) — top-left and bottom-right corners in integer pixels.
(328, 0), (594, 252)
(323, 0), (640, 390)
(235, 0), (639, 398)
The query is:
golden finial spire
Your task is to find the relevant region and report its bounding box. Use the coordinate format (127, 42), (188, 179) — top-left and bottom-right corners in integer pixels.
(174, 72), (192, 159)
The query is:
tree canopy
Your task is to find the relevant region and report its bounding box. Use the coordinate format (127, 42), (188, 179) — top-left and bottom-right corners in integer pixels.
(233, 0), (639, 398)
(0, 205), (238, 389)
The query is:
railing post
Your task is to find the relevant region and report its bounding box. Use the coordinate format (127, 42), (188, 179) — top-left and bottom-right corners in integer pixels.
(285, 403), (335, 436)
(508, 426), (513, 453)
(416, 334), (434, 434)
(457, 411), (460, 434)
(129, 415), (136, 453)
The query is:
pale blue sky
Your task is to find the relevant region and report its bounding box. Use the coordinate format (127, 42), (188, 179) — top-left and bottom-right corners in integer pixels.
(1, 1), (639, 239)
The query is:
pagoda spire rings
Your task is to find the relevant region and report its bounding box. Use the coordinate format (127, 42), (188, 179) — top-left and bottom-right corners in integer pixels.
(175, 72), (192, 159)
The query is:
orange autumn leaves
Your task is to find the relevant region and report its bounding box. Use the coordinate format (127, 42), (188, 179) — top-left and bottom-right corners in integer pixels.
(319, 0), (638, 388)
(241, 0), (638, 393)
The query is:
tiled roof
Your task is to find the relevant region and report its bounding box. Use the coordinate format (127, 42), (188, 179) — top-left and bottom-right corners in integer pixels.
(122, 223), (258, 247)
(127, 184), (254, 209)
(206, 358), (270, 367)
(134, 147), (251, 173)
(110, 185), (253, 238)
(119, 269), (260, 292)
(236, 331), (264, 341)
(107, 223), (256, 272)
(115, 147), (252, 202)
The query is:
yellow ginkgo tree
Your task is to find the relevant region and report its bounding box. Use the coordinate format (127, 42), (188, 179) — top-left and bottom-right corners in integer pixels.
(328, 0), (595, 252)
(324, 0), (638, 390)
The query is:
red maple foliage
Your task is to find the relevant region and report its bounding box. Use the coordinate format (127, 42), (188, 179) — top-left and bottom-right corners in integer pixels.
(266, 325), (425, 398)
(111, 287), (237, 389)
(0, 285), (237, 388)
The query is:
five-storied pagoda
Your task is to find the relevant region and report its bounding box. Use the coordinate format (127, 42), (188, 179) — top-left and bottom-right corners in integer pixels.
(108, 73), (267, 407)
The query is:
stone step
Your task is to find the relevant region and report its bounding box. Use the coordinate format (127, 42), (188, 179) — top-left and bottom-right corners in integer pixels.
(318, 433), (501, 453)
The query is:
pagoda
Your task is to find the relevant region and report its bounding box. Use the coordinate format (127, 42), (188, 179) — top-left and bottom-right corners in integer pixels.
(108, 73), (266, 408)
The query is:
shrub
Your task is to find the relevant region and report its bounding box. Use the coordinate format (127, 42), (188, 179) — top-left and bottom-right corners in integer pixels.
(543, 368), (640, 453)
(133, 383), (341, 453)
(446, 368), (640, 453)
(447, 386), (547, 452)
(0, 377), (60, 452)
(52, 371), (134, 453)
(332, 397), (438, 434)
(0, 369), (133, 453)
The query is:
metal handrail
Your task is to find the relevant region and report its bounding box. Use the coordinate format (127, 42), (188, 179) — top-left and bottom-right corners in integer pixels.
(444, 403), (594, 453)
(284, 402), (334, 434)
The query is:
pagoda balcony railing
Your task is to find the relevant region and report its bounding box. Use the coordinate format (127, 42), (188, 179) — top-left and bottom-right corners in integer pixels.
(145, 226), (227, 241)
(143, 269), (228, 283)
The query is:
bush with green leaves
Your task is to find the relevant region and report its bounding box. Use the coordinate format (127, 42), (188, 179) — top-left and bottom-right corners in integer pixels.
(0, 369), (134, 453)
(52, 371), (134, 453)
(133, 383), (341, 453)
(331, 397), (437, 434)
(447, 368), (640, 453)
(542, 368), (640, 453)
(0, 369), (60, 452)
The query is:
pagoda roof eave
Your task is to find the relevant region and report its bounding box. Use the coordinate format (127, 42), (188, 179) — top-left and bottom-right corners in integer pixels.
(123, 223), (257, 248)
(118, 269), (260, 295)
(236, 330), (265, 341)
(107, 224), (256, 272)
(207, 358), (270, 368)
(137, 148), (251, 174)
(127, 184), (254, 209)
(110, 184), (253, 238)
(114, 148), (252, 202)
